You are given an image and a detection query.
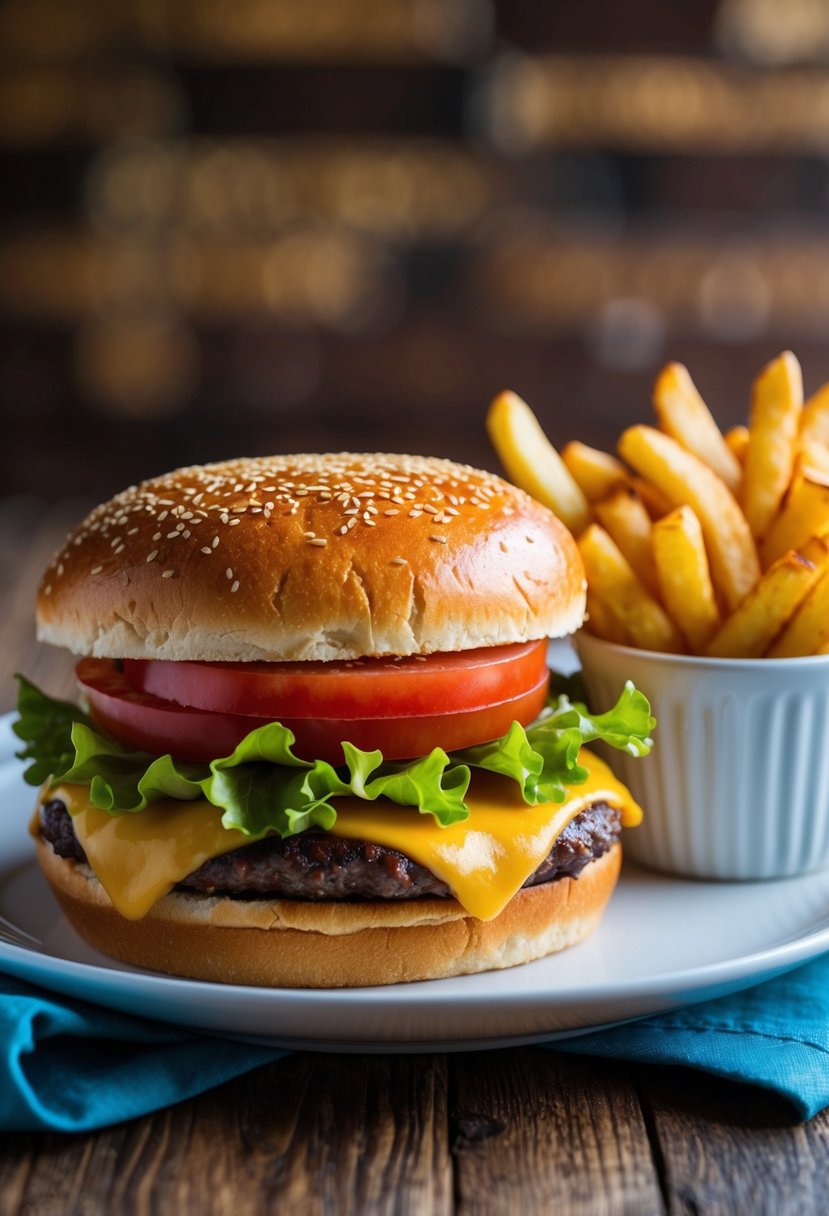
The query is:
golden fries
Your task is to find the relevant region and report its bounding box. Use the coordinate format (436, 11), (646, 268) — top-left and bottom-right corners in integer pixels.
(486, 391), (591, 535)
(725, 425), (749, 465)
(706, 536), (829, 659)
(651, 506), (720, 652)
(485, 352), (829, 659)
(630, 477), (673, 520)
(760, 462), (829, 567)
(741, 351), (803, 540)
(561, 441), (628, 502)
(577, 524), (683, 653)
(768, 567), (829, 657)
(653, 362), (741, 494)
(800, 383), (829, 468)
(594, 487), (658, 596)
(618, 425), (760, 612)
(584, 588), (630, 644)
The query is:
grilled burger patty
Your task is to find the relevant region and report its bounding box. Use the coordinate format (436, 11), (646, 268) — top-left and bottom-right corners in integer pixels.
(40, 799), (621, 902)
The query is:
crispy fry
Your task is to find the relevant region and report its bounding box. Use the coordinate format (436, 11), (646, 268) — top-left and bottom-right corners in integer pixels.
(724, 425), (749, 465)
(584, 588), (630, 644)
(594, 487), (658, 596)
(760, 461), (829, 567)
(705, 536), (829, 658)
(800, 383), (829, 473)
(741, 351), (803, 540)
(768, 566), (829, 657)
(577, 524), (683, 652)
(651, 506), (720, 652)
(653, 362), (741, 493)
(630, 477), (673, 519)
(618, 425), (760, 612)
(561, 441), (628, 502)
(486, 391), (591, 535)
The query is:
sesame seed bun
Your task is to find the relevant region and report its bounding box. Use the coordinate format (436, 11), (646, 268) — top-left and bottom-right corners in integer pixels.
(36, 836), (621, 988)
(37, 453), (586, 662)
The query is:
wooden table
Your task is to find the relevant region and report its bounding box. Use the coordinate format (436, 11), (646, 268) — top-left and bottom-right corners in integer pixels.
(3, 498), (829, 1215)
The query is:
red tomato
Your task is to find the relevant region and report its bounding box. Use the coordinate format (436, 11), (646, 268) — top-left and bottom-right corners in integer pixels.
(122, 640), (549, 720)
(77, 655), (550, 765)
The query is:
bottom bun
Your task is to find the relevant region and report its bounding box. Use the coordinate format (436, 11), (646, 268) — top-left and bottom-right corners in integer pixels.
(36, 837), (622, 988)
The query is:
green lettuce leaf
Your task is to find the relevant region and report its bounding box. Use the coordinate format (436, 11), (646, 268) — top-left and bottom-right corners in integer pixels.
(13, 672), (654, 838)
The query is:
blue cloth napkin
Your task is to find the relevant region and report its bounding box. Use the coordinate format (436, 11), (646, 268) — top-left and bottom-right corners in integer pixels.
(5, 957), (829, 1132)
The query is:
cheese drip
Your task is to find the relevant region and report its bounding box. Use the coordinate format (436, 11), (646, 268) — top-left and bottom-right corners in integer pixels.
(45, 751), (641, 923)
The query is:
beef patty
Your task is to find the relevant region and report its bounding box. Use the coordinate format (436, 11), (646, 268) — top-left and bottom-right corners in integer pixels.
(40, 798), (621, 903)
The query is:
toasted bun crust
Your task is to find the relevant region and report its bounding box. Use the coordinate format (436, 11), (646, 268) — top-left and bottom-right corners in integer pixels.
(36, 453), (585, 661)
(36, 838), (621, 987)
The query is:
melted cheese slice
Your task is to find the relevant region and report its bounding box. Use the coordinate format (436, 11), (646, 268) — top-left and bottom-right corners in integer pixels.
(46, 751), (641, 923)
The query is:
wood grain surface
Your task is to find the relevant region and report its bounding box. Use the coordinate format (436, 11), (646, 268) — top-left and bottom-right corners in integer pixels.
(3, 501), (829, 1215)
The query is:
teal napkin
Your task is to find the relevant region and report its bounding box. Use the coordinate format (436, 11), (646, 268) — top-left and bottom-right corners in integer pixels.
(1, 975), (284, 1132)
(4, 956), (829, 1132)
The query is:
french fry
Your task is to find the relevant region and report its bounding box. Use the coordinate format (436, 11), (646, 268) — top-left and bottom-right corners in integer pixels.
(741, 351), (803, 540)
(561, 441), (628, 502)
(725, 425), (749, 465)
(651, 506), (720, 652)
(486, 391), (591, 535)
(630, 476), (673, 520)
(705, 536), (829, 658)
(584, 588), (630, 644)
(594, 487), (658, 596)
(768, 567), (829, 657)
(653, 362), (741, 494)
(577, 524), (683, 652)
(618, 425), (760, 612)
(760, 462), (829, 567)
(800, 383), (829, 473)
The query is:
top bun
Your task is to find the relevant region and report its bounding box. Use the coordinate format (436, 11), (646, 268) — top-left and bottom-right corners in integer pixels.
(37, 453), (586, 662)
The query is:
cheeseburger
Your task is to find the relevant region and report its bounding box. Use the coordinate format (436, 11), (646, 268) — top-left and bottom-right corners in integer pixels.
(16, 453), (653, 987)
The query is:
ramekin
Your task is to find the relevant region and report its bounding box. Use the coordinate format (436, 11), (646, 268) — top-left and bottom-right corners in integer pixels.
(575, 630), (829, 881)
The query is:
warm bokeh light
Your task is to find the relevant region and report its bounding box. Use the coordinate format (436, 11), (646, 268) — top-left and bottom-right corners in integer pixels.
(4, 1), (829, 495)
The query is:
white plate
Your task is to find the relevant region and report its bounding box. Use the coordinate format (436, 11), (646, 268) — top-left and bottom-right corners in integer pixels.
(3, 713), (829, 1052)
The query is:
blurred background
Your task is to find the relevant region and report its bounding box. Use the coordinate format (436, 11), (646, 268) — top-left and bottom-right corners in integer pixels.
(4, 0), (829, 500)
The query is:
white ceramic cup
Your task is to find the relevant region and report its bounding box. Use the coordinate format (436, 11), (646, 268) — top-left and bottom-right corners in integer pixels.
(575, 630), (829, 880)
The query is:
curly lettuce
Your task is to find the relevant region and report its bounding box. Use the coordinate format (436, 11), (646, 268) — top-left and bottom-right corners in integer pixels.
(13, 674), (655, 840)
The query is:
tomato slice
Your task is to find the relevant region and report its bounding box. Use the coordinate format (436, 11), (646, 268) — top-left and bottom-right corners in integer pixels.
(121, 640), (548, 720)
(77, 658), (550, 765)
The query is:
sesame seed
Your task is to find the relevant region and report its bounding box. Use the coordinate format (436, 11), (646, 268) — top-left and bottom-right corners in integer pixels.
(229, 518), (241, 526)
(153, 532), (162, 541)
(384, 509), (400, 516)
(146, 550), (158, 563)
(226, 568), (233, 579)
(423, 504), (438, 514)
(90, 564), (103, 574)
(211, 536), (220, 548)
(431, 535), (448, 544)
(231, 580), (240, 593)
(303, 531), (316, 539)
(201, 546), (212, 555)
(162, 569), (175, 578)
(389, 557), (407, 565)
(44, 584), (52, 595)
(308, 537), (328, 546)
